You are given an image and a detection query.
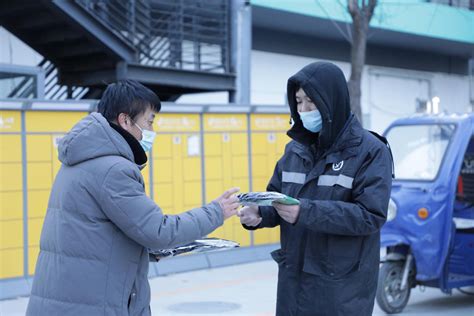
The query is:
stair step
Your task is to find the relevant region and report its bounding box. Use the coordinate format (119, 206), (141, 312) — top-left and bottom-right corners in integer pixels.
(16, 21), (65, 33)
(0, 2), (42, 19)
(35, 37), (110, 62)
(42, 43), (105, 59)
(29, 28), (84, 45)
(56, 53), (117, 72)
(14, 12), (62, 30)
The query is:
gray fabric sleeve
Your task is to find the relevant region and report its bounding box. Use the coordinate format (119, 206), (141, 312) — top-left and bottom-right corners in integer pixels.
(99, 161), (224, 250)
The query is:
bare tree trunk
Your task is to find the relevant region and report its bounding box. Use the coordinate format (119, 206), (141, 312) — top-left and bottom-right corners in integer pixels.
(347, 0), (377, 125)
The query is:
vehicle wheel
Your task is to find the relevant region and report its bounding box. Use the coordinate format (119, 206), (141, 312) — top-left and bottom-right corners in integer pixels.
(457, 287), (474, 296)
(376, 261), (411, 314)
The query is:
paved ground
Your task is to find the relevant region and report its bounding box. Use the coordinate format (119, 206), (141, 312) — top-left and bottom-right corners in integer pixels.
(1, 260), (473, 315)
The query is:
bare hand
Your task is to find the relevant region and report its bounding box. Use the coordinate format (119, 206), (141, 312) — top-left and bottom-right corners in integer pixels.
(214, 187), (240, 220)
(273, 203), (300, 224)
(237, 205), (262, 227)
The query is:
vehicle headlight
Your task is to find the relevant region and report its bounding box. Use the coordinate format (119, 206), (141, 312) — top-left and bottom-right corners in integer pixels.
(387, 198), (397, 222)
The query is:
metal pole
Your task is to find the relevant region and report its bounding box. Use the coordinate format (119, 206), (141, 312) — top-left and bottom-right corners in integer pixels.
(36, 69), (45, 99)
(129, 0), (136, 43)
(229, 0), (251, 104)
(200, 113), (206, 204)
(246, 113), (254, 246)
(21, 111), (29, 277)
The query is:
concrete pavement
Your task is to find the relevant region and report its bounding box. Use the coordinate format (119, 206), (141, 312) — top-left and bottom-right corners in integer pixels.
(1, 260), (473, 315)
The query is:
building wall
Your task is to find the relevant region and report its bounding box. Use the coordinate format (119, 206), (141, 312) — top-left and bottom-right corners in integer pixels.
(1, 25), (471, 135)
(179, 50), (472, 133)
(0, 27), (41, 66)
(0, 28), (43, 99)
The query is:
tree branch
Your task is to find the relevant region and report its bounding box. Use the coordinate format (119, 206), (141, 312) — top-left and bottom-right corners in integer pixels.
(316, 0), (353, 43)
(348, 0), (360, 20)
(365, 0), (378, 22)
(346, 0), (378, 124)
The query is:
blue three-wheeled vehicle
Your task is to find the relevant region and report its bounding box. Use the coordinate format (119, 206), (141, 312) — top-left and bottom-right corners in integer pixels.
(376, 113), (474, 313)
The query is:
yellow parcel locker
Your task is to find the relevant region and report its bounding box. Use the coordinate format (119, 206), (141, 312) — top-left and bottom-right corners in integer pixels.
(0, 110), (21, 133)
(25, 111), (87, 133)
(0, 111), (23, 194)
(0, 249), (23, 279)
(0, 134), (22, 162)
(0, 219), (23, 249)
(0, 191), (23, 221)
(25, 111), (88, 275)
(152, 114), (202, 215)
(181, 134), (202, 209)
(251, 114), (291, 245)
(0, 133), (23, 211)
(0, 111), (24, 278)
(0, 220), (23, 278)
(28, 246), (39, 276)
(204, 114), (250, 247)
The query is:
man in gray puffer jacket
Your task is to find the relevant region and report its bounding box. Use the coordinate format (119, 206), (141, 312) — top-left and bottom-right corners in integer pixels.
(26, 80), (240, 316)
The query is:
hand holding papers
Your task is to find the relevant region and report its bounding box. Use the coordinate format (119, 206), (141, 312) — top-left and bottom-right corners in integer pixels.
(237, 192), (300, 206)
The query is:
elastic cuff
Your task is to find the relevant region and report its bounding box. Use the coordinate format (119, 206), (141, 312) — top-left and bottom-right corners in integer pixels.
(294, 199), (310, 228)
(242, 223), (259, 231)
(259, 206), (275, 227)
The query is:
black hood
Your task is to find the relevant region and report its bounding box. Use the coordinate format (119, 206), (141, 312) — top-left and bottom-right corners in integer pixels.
(287, 62), (351, 149)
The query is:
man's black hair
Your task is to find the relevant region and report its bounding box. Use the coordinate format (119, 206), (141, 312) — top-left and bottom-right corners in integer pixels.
(98, 80), (161, 121)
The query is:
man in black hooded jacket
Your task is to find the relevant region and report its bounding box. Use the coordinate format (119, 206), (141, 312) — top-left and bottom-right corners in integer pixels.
(239, 62), (392, 316)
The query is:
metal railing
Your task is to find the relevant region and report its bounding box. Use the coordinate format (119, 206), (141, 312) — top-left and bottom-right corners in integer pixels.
(6, 59), (89, 100)
(22, 60), (88, 100)
(76, 0), (231, 73)
(39, 60), (89, 100)
(6, 76), (36, 99)
(1, 64), (43, 99)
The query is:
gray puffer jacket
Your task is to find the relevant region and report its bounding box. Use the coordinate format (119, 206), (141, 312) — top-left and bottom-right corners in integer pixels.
(26, 113), (223, 316)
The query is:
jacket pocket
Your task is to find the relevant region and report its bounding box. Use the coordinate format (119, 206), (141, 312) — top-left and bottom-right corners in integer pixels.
(327, 235), (363, 278)
(122, 262), (138, 312)
(303, 255), (360, 281)
(302, 255), (333, 279)
(270, 248), (286, 267)
(128, 284), (137, 315)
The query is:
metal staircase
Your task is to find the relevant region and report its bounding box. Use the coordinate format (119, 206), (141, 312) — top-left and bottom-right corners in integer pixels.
(0, 0), (234, 100)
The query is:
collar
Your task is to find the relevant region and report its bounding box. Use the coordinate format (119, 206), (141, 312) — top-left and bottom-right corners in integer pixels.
(109, 122), (148, 166)
(328, 114), (363, 152)
(289, 115), (363, 159)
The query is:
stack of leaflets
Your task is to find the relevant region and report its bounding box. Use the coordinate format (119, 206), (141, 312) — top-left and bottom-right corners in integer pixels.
(151, 238), (239, 259)
(237, 191), (300, 206)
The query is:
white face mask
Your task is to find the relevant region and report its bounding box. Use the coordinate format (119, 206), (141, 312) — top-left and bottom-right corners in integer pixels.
(135, 123), (156, 152)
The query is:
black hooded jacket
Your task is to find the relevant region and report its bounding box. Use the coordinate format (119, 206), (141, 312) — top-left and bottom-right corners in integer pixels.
(245, 62), (393, 316)
(287, 62), (351, 149)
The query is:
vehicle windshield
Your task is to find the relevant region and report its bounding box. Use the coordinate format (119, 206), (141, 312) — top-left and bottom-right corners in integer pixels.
(385, 124), (455, 181)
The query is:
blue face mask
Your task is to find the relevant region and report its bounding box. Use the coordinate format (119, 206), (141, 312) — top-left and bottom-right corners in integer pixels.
(298, 109), (323, 133)
(135, 123), (156, 152)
